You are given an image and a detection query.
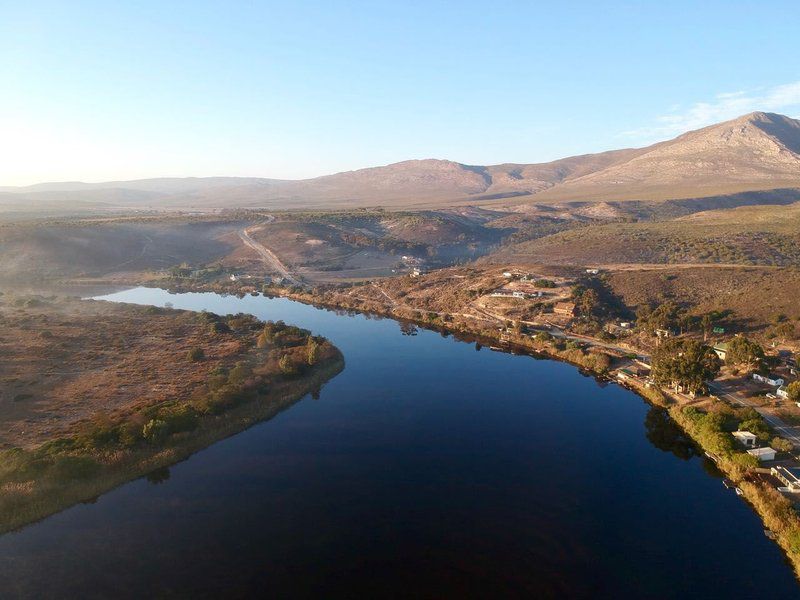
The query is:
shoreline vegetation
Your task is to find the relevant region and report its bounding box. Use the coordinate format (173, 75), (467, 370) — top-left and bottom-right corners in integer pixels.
(151, 277), (800, 579)
(0, 298), (344, 535)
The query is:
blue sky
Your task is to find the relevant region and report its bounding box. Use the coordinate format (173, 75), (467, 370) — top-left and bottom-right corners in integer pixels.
(2, 1), (799, 185)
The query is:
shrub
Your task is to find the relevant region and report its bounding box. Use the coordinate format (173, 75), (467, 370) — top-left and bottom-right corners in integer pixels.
(159, 406), (199, 434)
(279, 354), (298, 376)
(306, 340), (320, 366)
(118, 420), (143, 448)
(771, 437), (794, 453)
(228, 362), (252, 385)
(142, 419), (169, 443)
(187, 347), (205, 362)
(211, 321), (231, 334)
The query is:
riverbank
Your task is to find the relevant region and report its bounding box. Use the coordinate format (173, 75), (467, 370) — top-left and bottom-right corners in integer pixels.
(0, 356), (343, 534)
(176, 278), (800, 580)
(13, 277), (800, 582)
(0, 292), (345, 533)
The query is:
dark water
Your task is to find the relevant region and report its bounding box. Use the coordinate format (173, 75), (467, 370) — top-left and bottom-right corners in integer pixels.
(0, 288), (797, 598)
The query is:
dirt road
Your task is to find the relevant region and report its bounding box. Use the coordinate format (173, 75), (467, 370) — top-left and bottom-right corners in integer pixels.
(239, 224), (302, 286)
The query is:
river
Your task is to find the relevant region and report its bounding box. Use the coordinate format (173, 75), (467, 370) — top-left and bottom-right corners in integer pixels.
(0, 287), (797, 598)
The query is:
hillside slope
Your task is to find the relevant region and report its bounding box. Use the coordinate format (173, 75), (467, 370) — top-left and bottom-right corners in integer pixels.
(489, 201), (800, 267)
(534, 112), (800, 201)
(4, 112), (800, 210)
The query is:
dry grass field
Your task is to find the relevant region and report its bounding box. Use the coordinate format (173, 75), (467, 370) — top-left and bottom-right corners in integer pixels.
(0, 218), (241, 281)
(605, 266), (800, 334)
(491, 202), (800, 267)
(0, 294), (259, 448)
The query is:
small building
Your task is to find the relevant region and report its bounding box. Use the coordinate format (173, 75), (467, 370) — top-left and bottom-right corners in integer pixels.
(732, 431), (758, 448)
(410, 267), (425, 278)
(229, 274), (238, 282)
(771, 466), (800, 492)
(502, 271), (514, 278)
(554, 302), (576, 317)
(655, 328), (675, 338)
(747, 447), (777, 462)
(777, 385), (790, 400)
(585, 268), (600, 275)
(617, 368), (637, 381)
(712, 342), (728, 361)
(753, 373), (785, 387)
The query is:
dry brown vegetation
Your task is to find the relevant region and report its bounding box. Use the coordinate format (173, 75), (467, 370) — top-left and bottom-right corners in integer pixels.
(491, 202), (800, 267)
(0, 295), (234, 447)
(0, 291), (343, 532)
(0, 293), (336, 449)
(605, 266), (800, 336)
(0, 218), (240, 281)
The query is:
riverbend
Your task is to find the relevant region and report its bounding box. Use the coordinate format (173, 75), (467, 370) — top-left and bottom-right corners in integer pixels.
(0, 287), (797, 598)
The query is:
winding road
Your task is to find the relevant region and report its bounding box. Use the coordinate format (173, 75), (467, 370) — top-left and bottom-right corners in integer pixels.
(238, 222), (303, 287)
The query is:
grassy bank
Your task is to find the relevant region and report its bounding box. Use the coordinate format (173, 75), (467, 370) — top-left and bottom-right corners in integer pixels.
(0, 301), (344, 534)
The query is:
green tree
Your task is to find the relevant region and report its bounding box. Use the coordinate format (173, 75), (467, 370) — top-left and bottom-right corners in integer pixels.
(725, 337), (764, 372)
(228, 362), (252, 385)
(701, 314), (712, 342)
(575, 288), (600, 319)
(639, 301), (682, 334)
(652, 338), (722, 395)
(786, 381), (800, 403)
(279, 354), (297, 376)
(142, 419), (169, 443)
(306, 339), (320, 366)
(679, 314), (694, 335)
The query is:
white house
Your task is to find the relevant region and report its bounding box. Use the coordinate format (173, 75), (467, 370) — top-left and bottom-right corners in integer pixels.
(585, 268), (600, 275)
(778, 385), (790, 399)
(772, 466), (800, 492)
(753, 373), (785, 387)
(732, 431), (758, 448)
(712, 343), (728, 361)
(747, 447), (777, 462)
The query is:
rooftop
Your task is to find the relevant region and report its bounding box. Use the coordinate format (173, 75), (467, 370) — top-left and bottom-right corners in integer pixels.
(773, 466), (800, 481)
(747, 447), (776, 457)
(733, 430), (757, 438)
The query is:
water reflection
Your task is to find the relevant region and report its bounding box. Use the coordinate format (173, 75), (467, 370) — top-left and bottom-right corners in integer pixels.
(0, 287), (793, 598)
(145, 467), (171, 485)
(399, 321), (418, 336)
(644, 407), (696, 461)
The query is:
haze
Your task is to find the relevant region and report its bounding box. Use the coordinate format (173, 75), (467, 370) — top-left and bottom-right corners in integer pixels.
(3, 0), (800, 186)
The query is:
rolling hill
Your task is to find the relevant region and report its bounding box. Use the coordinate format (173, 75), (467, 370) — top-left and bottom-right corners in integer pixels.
(3, 112), (800, 211)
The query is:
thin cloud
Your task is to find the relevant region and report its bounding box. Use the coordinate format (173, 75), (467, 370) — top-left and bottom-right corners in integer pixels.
(622, 81), (800, 141)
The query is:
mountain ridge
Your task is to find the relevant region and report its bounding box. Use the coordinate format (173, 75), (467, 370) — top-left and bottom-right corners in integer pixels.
(3, 112), (800, 209)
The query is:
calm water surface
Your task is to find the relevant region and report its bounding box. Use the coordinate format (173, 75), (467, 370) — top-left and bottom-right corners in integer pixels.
(0, 288), (797, 598)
